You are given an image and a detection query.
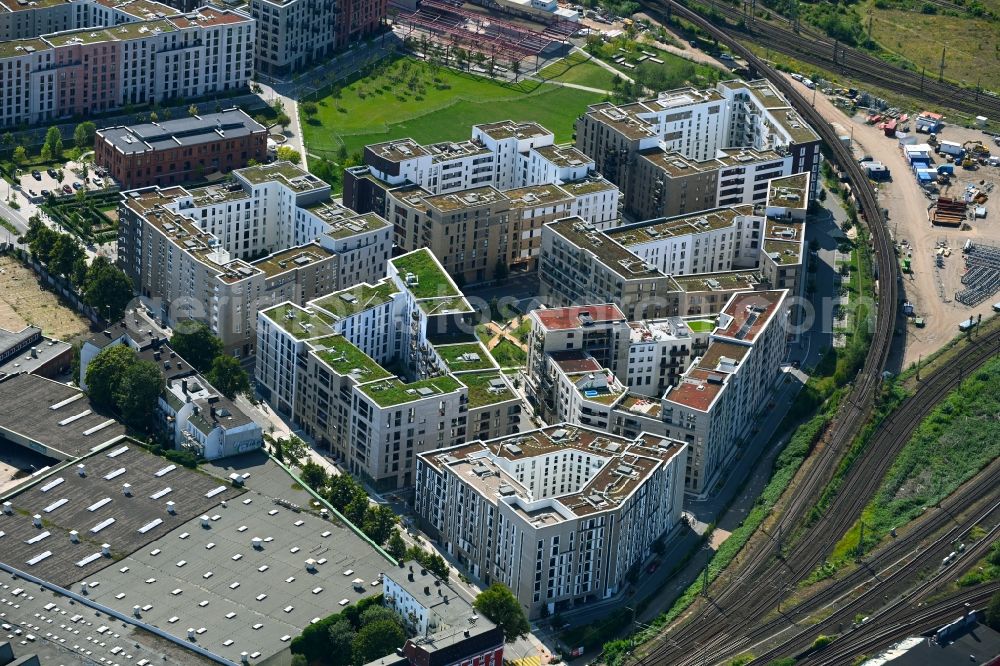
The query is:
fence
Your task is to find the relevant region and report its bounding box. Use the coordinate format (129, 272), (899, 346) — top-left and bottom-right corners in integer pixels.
(0, 245), (107, 327)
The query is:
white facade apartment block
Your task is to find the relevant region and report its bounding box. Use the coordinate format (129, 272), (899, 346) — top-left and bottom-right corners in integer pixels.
(415, 425), (687, 618)
(118, 162), (391, 356)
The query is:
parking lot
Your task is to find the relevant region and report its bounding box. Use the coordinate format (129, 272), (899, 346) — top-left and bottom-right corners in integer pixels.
(15, 160), (114, 205)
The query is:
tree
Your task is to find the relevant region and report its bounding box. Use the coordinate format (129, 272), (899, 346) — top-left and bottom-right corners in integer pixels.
(352, 619), (405, 665)
(386, 530), (406, 560)
(83, 257), (134, 322)
(359, 605), (403, 628)
(473, 583), (529, 642)
(170, 321), (223, 372)
(86, 344), (137, 410)
(987, 590), (1000, 632)
(362, 504), (397, 545)
(276, 146), (301, 163)
(73, 121), (96, 150)
(149, 111), (159, 123)
(326, 618), (356, 666)
(49, 234), (84, 280)
(274, 112), (291, 129)
(114, 359), (163, 430)
(283, 435), (309, 463)
(188, 104), (199, 117)
(206, 354), (251, 398)
(12, 145), (26, 166)
(290, 655), (308, 666)
(301, 101), (318, 117)
(299, 461), (329, 492)
(43, 126), (63, 160)
(345, 492), (370, 526)
(326, 474), (364, 511)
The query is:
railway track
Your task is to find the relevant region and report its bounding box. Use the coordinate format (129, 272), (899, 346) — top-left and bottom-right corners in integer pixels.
(802, 582), (1000, 665)
(624, 3), (1000, 663)
(741, 472), (1000, 663)
(677, 0), (1000, 117)
(636, 327), (1000, 665)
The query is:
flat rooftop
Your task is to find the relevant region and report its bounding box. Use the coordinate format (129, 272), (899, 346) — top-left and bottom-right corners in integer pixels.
(531, 144), (591, 169)
(548, 218), (667, 280)
(98, 110), (264, 155)
(0, 581), (216, 666)
(260, 302), (336, 340)
(715, 290), (786, 343)
(533, 304), (626, 331)
(81, 453), (388, 665)
(663, 367), (725, 412)
(311, 278), (400, 320)
(424, 186), (507, 213)
(252, 243), (334, 278)
(549, 350), (603, 375)
(365, 139), (430, 163)
(435, 342), (497, 373)
(325, 212), (389, 240)
(559, 176), (618, 197)
(475, 120), (550, 141)
(391, 249), (460, 299)
(310, 335), (392, 383)
(0, 442), (243, 586)
(767, 172), (809, 209)
(628, 317), (692, 343)
(0, 337), (71, 378)
(0, 374), (128, 460)
(458, 371), (516, 408)
(505, 184), (572, 208)
(608, 206), (753, 245)
(236, 161), (327, 193)
(696, 340), (750, 371)
(672, 270), (761, 293)
(359, 375), (464, 408)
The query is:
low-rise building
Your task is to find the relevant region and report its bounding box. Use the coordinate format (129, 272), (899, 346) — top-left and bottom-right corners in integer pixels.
(0, 325), (71, 379)
(94, 109), (268, 189)
(382, 562), (505, 666)
(414, 425), (687, 618)
(255, 248), (526, 490)
(117, 161), (392, 357)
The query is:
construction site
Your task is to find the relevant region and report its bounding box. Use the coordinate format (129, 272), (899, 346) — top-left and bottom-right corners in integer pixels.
(791, 74), (1000, 366)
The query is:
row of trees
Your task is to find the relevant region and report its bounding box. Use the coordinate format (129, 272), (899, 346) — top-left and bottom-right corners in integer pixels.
(1, 121), (95, 166)
(169, 321), (251, 399)
(21, 217), (135, 322)
(85, 345), (163, 432)
(298, 462), (403, 547)
(290, 595), (407, 666)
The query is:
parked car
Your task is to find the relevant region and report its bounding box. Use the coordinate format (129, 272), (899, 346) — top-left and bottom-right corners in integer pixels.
(91, 176), (103, 187)
(41, 189), (51, 197)
(31, 170), (42, 180)
(62, 184), (72, 194)
(46, 168), (58, 179)
(72, 181), (83, 190)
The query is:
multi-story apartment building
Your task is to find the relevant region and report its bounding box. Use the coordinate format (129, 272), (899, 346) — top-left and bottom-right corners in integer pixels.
(94, 109), (268, 189)
(255, 249), (525, 490)
(540, 174), (808, 322)
(414, 425), (687, 618)
(627, 147), (792, 221)
(343, 120), (620, 231)
(383, 176), (618, 284)
(659, 289), (788, 493)
(521, 289), (788, 495)
(118, 161), (392, 357)
(250, 0), (384, 77)
(575, 80), (821, 219)
(0, 3), (253, 128)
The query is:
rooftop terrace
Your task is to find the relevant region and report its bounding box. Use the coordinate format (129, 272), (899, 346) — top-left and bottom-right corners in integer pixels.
(436, 342), (497, 373)
(458, 371), (516, 408)
(391, 249), (461, 300)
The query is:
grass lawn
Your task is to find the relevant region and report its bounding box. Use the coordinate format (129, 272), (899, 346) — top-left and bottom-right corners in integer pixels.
(686, 319), (716, 333)
(585, 36), (722, 89)
(302, 57), (604, 160)
(489, 338), (528, 369)
(830, 355), (1000, 565)
(537, 51), (619, 91)
(864, 0), (1000, 92)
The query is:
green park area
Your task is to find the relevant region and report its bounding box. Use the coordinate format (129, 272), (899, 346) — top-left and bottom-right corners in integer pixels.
(536, 51), (620, 90)
(300, 56), (604, 163)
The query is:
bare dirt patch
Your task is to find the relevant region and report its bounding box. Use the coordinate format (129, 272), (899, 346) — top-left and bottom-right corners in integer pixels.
(0, 255), (91, 340)
(787, 76), (1000, 366)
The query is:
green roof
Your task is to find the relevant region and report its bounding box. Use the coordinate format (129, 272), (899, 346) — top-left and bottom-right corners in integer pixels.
(311, 336), (391, 382)
(312, 279), (400, 319)
(459, 371), (516, 408)
(359, 375), (463, 408)
(418, 296), (474, 316)
(391, 249), (460, 300)
(435, 342), (497, 373)
(262, 302), (335, 339)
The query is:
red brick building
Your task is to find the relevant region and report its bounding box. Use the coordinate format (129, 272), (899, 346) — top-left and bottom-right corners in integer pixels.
(94, 109), (267, 189)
